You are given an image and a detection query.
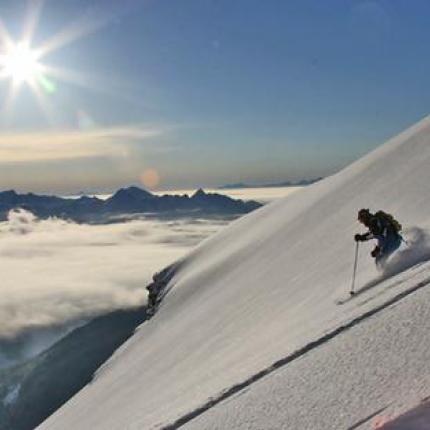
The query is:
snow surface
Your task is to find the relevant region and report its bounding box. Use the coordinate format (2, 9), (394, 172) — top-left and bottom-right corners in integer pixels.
(40, 116), (430, 429)
(182, 267), (430, 430)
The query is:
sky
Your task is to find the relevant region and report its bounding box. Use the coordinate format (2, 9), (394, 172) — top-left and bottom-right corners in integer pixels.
(0, 0), (429, 194)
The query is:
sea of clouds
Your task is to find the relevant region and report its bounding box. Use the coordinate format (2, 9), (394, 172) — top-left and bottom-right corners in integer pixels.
(0, 209), (228, 366)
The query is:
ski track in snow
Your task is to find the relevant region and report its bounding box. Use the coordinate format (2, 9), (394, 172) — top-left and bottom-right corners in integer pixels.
(181, 273), (430, 430)
(163, 271), (430, 429)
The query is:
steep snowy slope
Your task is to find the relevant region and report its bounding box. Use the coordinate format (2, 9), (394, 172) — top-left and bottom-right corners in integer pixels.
(40, 116), (430, 430)
(182, 270), (430, 430)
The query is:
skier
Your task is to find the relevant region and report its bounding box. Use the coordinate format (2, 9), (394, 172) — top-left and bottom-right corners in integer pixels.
(354, 208), (403, 266)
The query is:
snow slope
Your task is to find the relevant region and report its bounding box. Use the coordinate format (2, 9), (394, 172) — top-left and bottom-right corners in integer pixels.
(181, 267), (430, 430)
(40, 116), (430, 429)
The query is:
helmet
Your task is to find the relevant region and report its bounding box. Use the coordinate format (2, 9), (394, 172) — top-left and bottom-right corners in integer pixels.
(358, 208), (371, 221)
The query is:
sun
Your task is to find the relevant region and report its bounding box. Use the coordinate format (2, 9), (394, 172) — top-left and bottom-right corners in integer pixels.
(0, 2), (119, 122)
(0, 41), (42, 86)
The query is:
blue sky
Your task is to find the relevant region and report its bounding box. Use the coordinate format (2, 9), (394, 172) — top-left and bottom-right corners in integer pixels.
(0, 0), (429, 193)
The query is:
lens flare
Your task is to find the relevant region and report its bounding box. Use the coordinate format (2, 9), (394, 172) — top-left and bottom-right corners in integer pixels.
(140, 169), (160, 190)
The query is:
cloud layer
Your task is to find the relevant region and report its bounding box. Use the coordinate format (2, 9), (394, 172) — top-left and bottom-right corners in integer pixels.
(0, 210), (226, 341)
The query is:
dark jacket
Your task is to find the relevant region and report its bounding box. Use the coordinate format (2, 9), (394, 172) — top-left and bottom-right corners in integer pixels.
(361, 214), (398, 241)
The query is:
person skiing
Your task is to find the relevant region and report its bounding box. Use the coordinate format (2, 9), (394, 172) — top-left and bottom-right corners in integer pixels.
(354, 208), (402, 266)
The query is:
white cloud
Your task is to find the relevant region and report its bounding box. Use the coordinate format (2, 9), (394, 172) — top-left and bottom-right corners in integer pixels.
(0, 125), (160, 163)
(0, 209), (226, 342)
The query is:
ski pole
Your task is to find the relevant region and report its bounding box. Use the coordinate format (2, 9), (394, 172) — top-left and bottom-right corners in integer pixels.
(350, 241), (359, 295)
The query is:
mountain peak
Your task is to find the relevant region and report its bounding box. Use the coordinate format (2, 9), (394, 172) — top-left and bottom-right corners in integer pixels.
(0, 189), (17, 197)
(0, 190), (19, 203)
(192, 188), (207, 198)
(111, 186), (153, 200)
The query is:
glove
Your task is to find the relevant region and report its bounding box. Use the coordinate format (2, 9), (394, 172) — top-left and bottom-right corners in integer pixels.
(354, 234), (364, 242)
(371, 246), (381, 258)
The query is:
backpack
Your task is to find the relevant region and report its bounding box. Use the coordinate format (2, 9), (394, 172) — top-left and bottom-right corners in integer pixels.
(375, 210), (402, 233)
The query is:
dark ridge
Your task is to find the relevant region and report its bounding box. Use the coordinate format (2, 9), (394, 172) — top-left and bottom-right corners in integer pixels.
(218, 178), (322, 189)
(0, 305), (150, 430)
(0, 263), (179, 430)
(0, 186), (262, 222)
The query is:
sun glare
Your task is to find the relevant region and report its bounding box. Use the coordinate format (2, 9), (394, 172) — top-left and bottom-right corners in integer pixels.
(1, 41), (42, 85)
(0, 1), (114, 122)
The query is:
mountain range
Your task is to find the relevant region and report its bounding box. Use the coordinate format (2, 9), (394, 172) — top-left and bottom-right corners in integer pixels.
(0, 187), (261, 222)
(218, 177), (322, 189)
